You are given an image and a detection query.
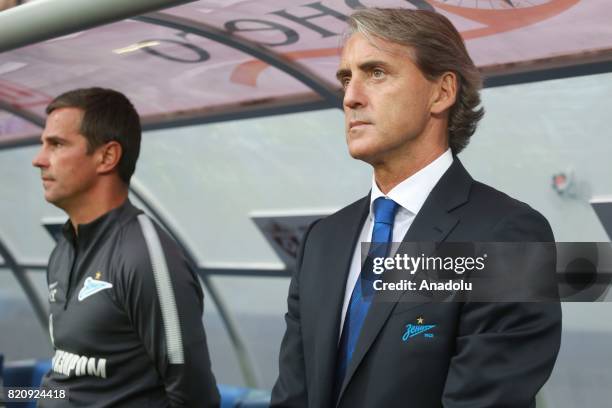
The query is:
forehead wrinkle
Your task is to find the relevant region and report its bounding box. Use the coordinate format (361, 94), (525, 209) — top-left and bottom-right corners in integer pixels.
(342, 33), (415, 66)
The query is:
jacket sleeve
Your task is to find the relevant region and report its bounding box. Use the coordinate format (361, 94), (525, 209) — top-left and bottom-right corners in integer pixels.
(271, 221), (319, 408)
(121, 219), (220, 408)
(442, 207), (562, 408)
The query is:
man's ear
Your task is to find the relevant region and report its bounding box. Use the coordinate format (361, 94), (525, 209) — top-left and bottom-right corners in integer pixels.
(431, 72), (458, 115)
(96, 141), (122, 175)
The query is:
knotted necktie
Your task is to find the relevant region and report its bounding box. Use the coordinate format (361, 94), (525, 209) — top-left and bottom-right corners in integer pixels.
(335, 196), (399, 393)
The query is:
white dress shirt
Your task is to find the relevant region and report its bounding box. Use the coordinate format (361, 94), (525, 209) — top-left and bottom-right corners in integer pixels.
(339, 149), (454, 335)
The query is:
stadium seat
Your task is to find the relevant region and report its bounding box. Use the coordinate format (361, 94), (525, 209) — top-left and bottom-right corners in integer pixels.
(218, 384), (270, 407)
(2, 358), (51, 408)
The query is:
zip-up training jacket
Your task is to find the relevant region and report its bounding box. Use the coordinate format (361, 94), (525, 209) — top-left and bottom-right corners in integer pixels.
(39, 200), (220, 407)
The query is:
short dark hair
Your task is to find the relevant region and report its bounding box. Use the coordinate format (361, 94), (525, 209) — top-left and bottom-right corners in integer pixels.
(348, 8), (484, 154)
(46, 87), (141, 184)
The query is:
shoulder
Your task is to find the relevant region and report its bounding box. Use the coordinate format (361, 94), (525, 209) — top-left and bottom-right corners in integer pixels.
(47, 235), (71, 275)
(463, 180), (553, 242)
(293, 196), (368, 264)
(48, 237), (67, 263)
(111, 213), (202, 301)
(469, 180), (531, 215)
(113, 213), (190, 282)
(111, 207), (189, 286)
(310, 196), (368, 235)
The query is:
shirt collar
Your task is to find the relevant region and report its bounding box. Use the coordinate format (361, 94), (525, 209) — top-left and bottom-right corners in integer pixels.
(61, 199), (138, 249)
(370, 148), (453, 216)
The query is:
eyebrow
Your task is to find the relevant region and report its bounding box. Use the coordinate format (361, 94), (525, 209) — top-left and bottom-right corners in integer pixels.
(40, 135), (68, 144)
(336, 59), (392, 82)
(335, 68), (350, 82)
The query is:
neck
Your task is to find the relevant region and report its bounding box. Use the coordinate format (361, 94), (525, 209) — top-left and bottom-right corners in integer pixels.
(373, 145), (448, 195)
(65, 183), (128, 231)
(371, 117), (450, 194)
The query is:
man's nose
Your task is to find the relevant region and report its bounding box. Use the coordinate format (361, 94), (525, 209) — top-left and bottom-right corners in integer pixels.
(343, 77), (367, 110)
(32, 147), (48, 168)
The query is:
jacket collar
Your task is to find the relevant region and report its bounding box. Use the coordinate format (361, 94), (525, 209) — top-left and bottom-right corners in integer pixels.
(62, 199), (141, 250)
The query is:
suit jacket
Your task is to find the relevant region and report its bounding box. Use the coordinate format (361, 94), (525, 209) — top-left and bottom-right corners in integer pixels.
(271, 158), (561, 408)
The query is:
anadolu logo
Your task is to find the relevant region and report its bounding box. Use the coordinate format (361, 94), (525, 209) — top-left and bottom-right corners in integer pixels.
(402, 317), (436, 342)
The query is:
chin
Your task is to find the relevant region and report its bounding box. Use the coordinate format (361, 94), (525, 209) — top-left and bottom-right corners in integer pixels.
(348, 148), (378, 166)
(45, 196), (60, 207)
(347, 139), (379, 163)
(44, 192), (62, 207)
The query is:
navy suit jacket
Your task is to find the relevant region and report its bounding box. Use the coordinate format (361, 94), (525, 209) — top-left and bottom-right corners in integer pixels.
(271, 159), (561, 408)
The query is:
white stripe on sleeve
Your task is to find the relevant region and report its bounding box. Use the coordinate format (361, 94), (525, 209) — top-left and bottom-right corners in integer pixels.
(137, 214), (185, 364)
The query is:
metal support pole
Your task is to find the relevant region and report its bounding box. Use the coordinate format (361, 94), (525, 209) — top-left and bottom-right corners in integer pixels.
(0, 0), (197, 53)
(0, 236), (48, 330)
(0, 101), (45, 127)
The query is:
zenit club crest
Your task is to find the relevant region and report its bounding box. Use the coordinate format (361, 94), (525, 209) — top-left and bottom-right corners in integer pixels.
(78, 276), (113, 302)
(402, 317), (436, 342)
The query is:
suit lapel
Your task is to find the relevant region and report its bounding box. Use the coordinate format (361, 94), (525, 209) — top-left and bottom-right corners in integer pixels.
(314, 196), (369, 408)
(337, 159), (473, 402)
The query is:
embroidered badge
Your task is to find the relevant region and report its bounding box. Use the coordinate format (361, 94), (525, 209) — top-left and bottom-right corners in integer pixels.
(78, 277), (113, 302)
(402, 317), (436, 341)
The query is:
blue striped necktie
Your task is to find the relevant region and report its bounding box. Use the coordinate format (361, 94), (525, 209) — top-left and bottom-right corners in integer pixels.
(335, 196), (400, 392)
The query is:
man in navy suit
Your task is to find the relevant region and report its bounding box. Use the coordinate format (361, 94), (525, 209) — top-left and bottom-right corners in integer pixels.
(271, 8), (561, 408)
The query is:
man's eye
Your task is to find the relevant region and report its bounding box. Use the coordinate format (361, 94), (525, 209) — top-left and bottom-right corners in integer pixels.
(372, 69), (385, 79)
(341, 77), (351, 89)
